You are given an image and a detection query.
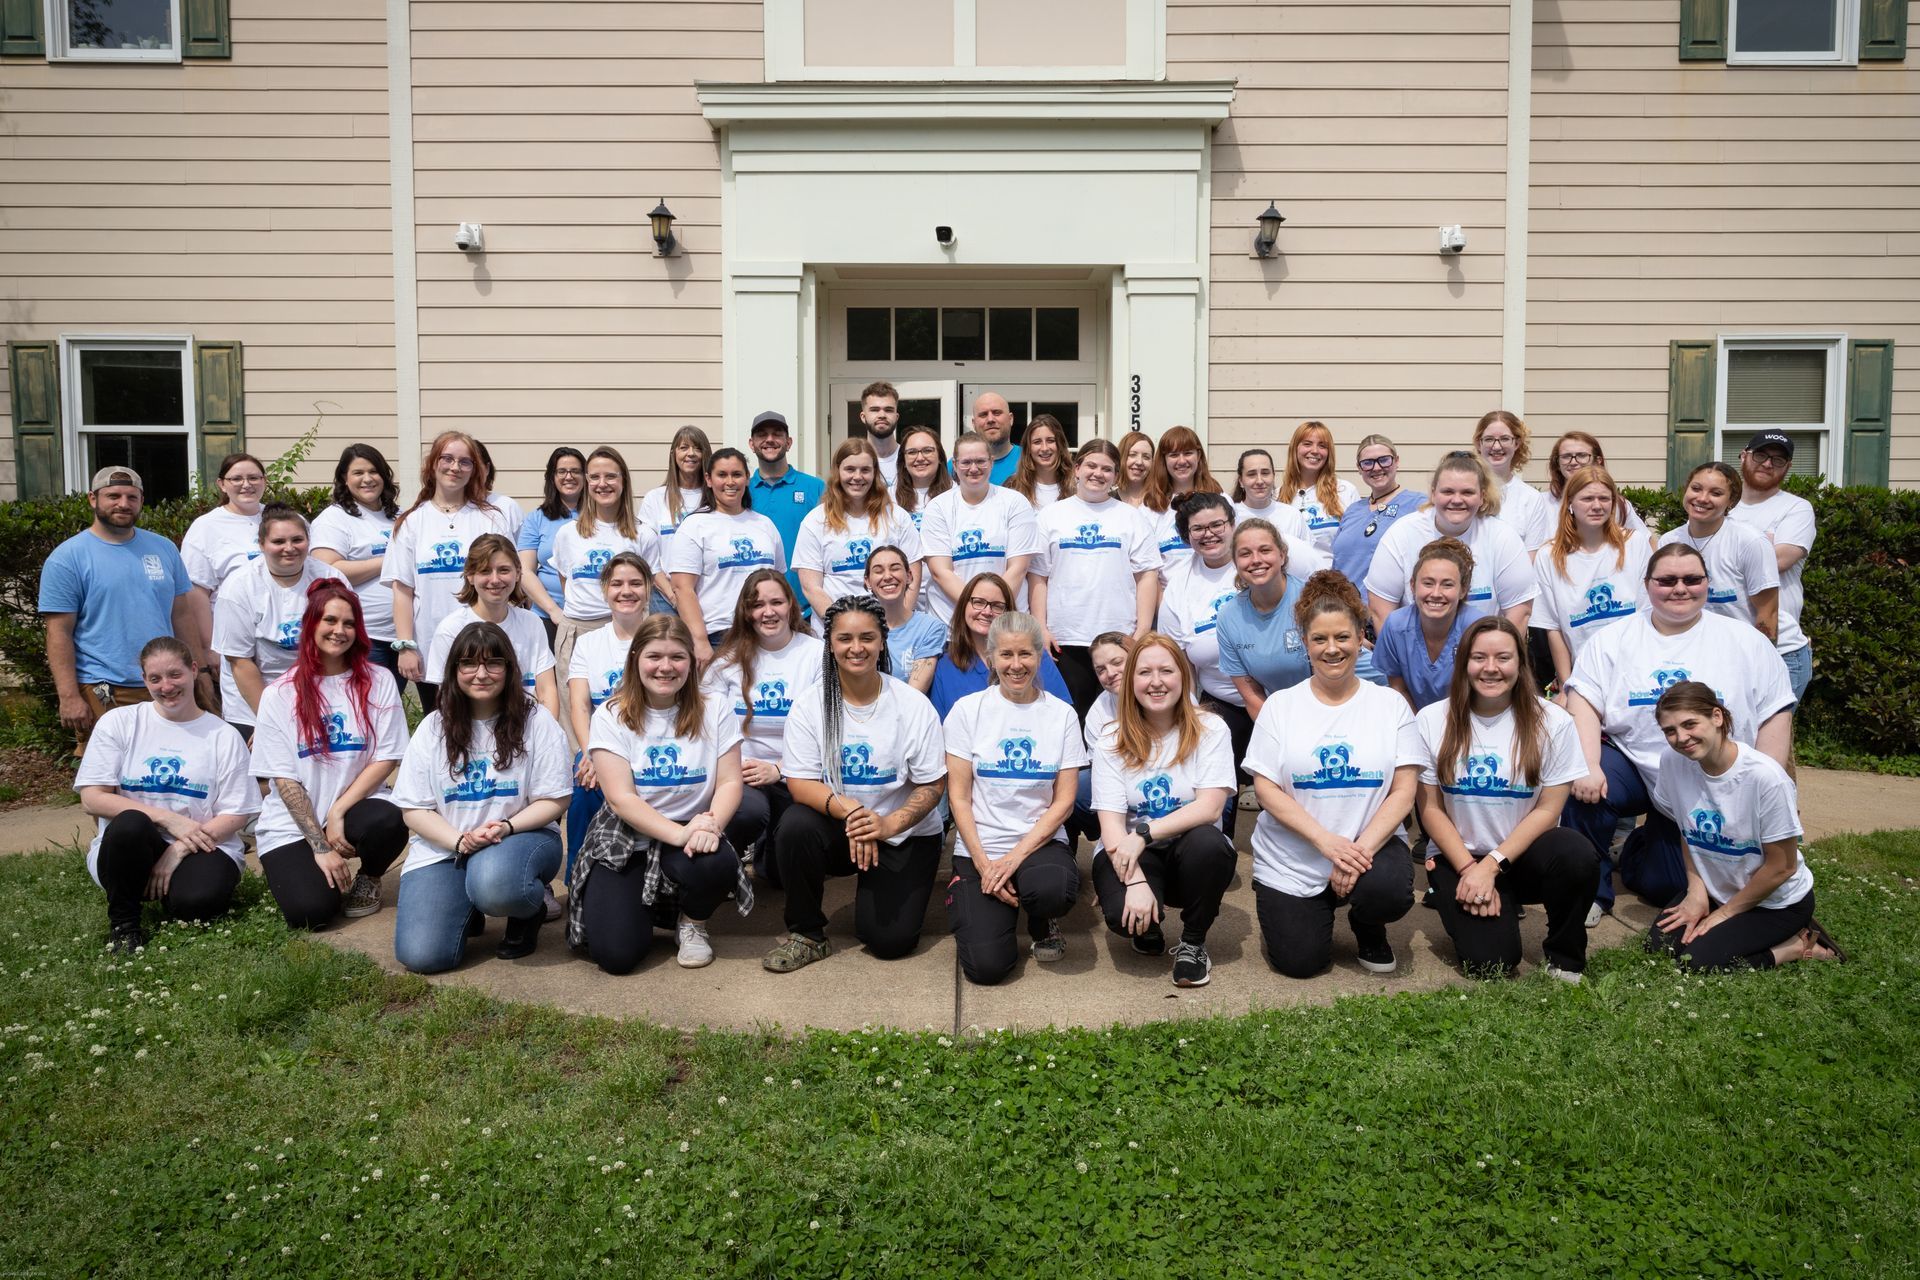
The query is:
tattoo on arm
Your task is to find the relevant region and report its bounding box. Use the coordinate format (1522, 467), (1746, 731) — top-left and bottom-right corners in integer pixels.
(275, 778), (328, 849)
(892, 781), (946, 830)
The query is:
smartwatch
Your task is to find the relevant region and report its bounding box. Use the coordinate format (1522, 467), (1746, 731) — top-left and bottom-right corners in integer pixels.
(1131, 818), (1153, 842)
(1487, 849), (1510, 873)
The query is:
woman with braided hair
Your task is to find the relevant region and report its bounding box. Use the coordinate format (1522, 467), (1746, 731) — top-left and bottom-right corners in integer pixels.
(764, 595), (948, 973)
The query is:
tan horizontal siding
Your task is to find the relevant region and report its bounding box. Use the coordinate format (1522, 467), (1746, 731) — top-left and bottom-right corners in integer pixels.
(1527, 0), (1920, 488)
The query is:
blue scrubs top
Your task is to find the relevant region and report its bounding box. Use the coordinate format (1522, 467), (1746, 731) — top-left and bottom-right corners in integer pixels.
(1214, 578), (1311, 697)
(1370, 601), (1488, 711)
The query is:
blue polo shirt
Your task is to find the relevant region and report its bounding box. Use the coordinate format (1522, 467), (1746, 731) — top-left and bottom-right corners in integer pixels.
(38, 526), (193, 685)
(1214, 579), (1311, 698)
(749, 465), (825, 607)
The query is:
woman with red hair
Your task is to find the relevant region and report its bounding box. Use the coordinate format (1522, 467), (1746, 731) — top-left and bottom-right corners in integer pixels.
(1141, 425), (1225, 579)
(251, 580), (411, 929)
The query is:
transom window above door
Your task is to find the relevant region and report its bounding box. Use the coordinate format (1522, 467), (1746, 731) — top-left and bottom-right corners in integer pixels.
(846, 307), (1081, 364)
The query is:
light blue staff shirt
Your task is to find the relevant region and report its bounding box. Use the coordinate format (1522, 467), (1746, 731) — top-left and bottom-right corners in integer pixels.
(38, 527), (193, 686)
(1214, 578), (1312, 698)
(515, 505), (576, 621)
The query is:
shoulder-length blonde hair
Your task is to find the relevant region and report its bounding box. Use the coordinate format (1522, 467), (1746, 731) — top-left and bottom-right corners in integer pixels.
(1111, 634), (1206, 772)
(1279, 421), (1345, 520)
(574, 446), (638, 539)
(1006, 414), (1075, 504)
(1474, 409), (1533, 469)
(1143, 425), (1224, 514)
(609, 613), (704, 738)
(821, 438), (897, 534)
(1549, 464), (1631, 575)
(1424, 450), (1502, 519)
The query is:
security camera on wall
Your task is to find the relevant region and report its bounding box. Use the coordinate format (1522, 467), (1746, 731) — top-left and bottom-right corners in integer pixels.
(1438, 225), (1466, 254)
(454, 223), (485, 252)
(934, 225), (956, 247)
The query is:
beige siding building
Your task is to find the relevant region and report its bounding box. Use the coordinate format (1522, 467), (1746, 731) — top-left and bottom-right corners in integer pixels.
(3, 0), (1913, 504)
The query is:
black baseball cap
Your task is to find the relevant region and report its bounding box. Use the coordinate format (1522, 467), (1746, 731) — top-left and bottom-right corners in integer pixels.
(1743, 430), (1793, 459)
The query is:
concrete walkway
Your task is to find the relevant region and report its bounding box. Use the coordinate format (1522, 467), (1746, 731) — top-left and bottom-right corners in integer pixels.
(11, 766), (1919, 1034)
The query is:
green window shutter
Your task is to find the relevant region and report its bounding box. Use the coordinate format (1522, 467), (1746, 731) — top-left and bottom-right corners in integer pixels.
(182, 0), (231, 59)
(8, 341), (65, 498)
(1860, 0), (1909, 60)
(0, 0), (44, 57)
(194, 341), (245, 485)
(1679, 0), (1728, 60)
(1843, 339), (1894, 488)
(1667, 340), (1717, 490)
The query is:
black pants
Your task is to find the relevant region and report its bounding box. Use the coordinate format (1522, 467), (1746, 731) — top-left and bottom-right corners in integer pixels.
(1255, 836), (1413, 978)
(95, 810), (240, 929)
(1091, 825), (1237, 945)
(1053, 645), (1103, 724)
(1527, 626), (1556, 692)
(1646, 888), (1816, 972)
(579, 838), (743, 975)
(733, 780), (794, 885)
(1428, 828), (1599, 976)
(946, 840), (1081, 985)
(415, 681), (440, 716)
(775, 804), (942, 959)
(1202, 697), (1255, 843)
(259, 797), (409, 930)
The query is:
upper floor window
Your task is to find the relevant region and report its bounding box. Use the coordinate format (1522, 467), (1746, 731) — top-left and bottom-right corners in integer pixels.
(1729, 0), (1859, 65)
(1716, 336), (1844, 479)
(49, 0), (182, 62)
(765, 0), (1164, 81)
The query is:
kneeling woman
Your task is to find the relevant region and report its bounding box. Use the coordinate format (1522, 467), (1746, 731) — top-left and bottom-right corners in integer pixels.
(253, 582), (411, 929)
(1245, 572), (1424, 978)
(764, 597), (948, 972)
(569, 615), (761, 973)
(1415, 617), (1599, 979)
(391, 623), (572, 973)
(76, 638), (261, 952)
(1090, 635), (1238, 988)
(1646, 681), (1839, 971)
(944, 610), (1089, 983)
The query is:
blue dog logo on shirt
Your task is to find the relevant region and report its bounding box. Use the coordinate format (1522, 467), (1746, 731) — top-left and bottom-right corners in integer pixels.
(275, 620), (302, 651)
(1135, 773), (1179, 819)
(579, 547), (613, 580)
(839, 742), (898, 787)
(444, 760), (519, 804)
(1442, 750), (1533, 801)
(1628, 665), (1693, 706)
(122, 753), (211, 800)
(592, 669), (623, 706)
(752, 679), (793, 717)
(1685, 806), (1760, 858)
(718, 537), (772, 570)
(421, 540), (467, 574)
(1292, 740), (1385, 791)
(955, 528), (1001, 563)
(298, 711), (369, 758)
(978, 735), (1055, 780)
(1059, 523), (1121, 552)
(1570, 581), (1635, 630)
(829, 538), (874, 574)
(1195, 590), (1239, 634)
(634, 742), (708, 789)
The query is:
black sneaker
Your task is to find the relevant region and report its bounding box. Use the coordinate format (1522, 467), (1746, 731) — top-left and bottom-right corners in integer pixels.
(1355, 933), (1397, 975)
(1170, 941), (1212, 987)
(1030, 920), (1066, 963)
(1131, 921), (1165, 956)
(107, 921), (148, 955)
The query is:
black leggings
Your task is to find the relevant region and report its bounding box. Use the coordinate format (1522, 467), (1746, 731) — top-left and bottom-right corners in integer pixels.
(946, 840), (1081, 985)
(1428, 828), (1600, 976)
(95, 810), (241, 929)
(578, 839), (744, 975)
(1646, 888), (1816, 972)
(259, 797), (409, 930)
(775, 804), (942, 959)
(1091, 825), (1237, 945)
(732, 780), (794, 884)
(1201, 697), (1255, 843)
(1052, 645), (1103, 724)
(1254, 836), (1414, 978)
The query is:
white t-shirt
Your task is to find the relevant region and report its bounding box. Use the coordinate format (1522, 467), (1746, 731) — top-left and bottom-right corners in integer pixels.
(568, 621), (637, 710)
(1032, 481), (1061, 508)
(638, 485), (709, 558)
(424, 605), (556, 693)
(1563, 611), (1796, 781)
(1492, 475), (1556, 551)
(1149, 504), (1197, 580)
(1158, 557), (1243, 703)
(1091, 711), (1236, 829)
(1033, 495), (1161, 645)
(75, 703), (259, 884)
(918, 486), (1044, 621)
(1244, 680), (1424, 897)
(1727, 490), (1816, 653)
(701, 632), (825, 764)
(484, 492), (526, 538)
(551, 518), (665, 621)
(1287, 479), (1360, 551)
(1532, 537), (1654, 664)
(904, 486), (934, 529)
(249, 667), (409, 852)
(211, 557), (349, 727)
(390, 705), (572, 874)
(873, 444), (901, 488)
(944, 687), (1088, 860)
(665, 508), (787, 634)
(1364, 511), (1539, 615)
(1084, 689), (1120, 746)
(1233, 499), (1309, 542)
(309, 503), (397, 640)
(782, 679), (947, 844)
(588, 694), (741, 822)
(1658, 522), (1781, 629)
(380, 502), (514, 650)
(791, 506), (922, 603)
(181, 506), (262, 595)
(1415, 698), (1585, 856)
(1651, 742), (1812, 910)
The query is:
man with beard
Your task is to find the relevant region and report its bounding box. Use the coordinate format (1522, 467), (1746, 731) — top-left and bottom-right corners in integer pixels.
(746, 410), (826, 612)
(859, 381), (903, 487)
(1727, 430), (1817, 702)
(971, 391), (1022, 486)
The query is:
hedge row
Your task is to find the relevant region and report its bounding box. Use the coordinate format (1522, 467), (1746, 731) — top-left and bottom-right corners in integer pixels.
(2, 478), (1915, 755)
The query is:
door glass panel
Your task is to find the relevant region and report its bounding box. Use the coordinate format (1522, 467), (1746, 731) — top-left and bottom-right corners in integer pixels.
(79, 348), (184, 427)
(87, 432), (190, 501)
(941, 308), (986, 361)
(894, 307), (937, 360)
(1035, 308), (1079, 361)
(988, 308), (1032, 361)
(847, 307), (891, 361)
(1031, 402), (1081, 448)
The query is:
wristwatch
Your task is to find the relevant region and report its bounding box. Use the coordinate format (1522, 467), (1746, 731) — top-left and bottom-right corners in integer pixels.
(1131, 818), (1153, 842)
(1487, 849), (1510, 873)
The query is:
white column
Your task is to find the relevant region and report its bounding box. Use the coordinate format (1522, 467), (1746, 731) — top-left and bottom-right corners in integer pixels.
(1121, 266), (1202, 437)
(385, 0), (420, 468)
(1502, 0), (1534, 414)
(725, 263), (806, 451)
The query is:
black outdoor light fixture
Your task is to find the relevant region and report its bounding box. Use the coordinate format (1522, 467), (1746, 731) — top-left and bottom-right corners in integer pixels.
(649, 198), (679, 257)
(1253, 201), (1285, 258)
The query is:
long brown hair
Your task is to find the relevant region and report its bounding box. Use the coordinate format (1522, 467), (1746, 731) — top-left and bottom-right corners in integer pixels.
(1143, 425), (1224, 514)
(946, 572), (1013, 672)
(609, 613), (704, 738)
(1006, 414), (1074, 504)
(1654, 679), (1735, 739)
(894, 424), (953, 512)
(454, 533), (530, 608)
(1279, 421), (1345, 520)
(1116, 430), (1154, 499)
(574, 446), (638, 539)
(397, 430), (494, 533)
(1436, 616), (1547, 789)
(1111, 634), (1206, 772)
(712, 568), (808, 731)
(821, 438), (897, 534)
(438, 622), (530, 775)
(664, 425), (713, 524)
(1549, 465), (1630, 575)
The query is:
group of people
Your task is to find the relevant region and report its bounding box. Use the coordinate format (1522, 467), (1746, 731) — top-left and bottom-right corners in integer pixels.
(41, 386), (1842, 983)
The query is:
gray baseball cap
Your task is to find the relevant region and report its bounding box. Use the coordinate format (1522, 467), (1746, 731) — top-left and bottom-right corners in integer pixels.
(750, 410), (791, 435)
(89, 465), (144, 492)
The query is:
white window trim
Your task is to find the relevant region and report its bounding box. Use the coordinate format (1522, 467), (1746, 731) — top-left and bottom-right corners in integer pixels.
(45, 0), (182, 62)
(1727, 0), (1859, 66)
(763, 0), (1164, 82)
(58, 334), (197, 494)
(1714, 332), (1846, 479)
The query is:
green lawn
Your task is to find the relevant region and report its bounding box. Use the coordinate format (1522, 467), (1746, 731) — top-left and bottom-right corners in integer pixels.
(2, 835), (1916, 1279)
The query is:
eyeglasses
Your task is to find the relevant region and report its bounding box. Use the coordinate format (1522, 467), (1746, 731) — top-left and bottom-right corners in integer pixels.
(436, 456), (476, 471)
(904, 447), (940, 461)
(1479, 435), (1517, 448)
(1556, 452), (1594, 468)
(1356, 457), (1396, 472)
(553, 467), (584, 479)
(456, 657), (507, 673)
(967, 599), (1008, 616)
(1187, 519), (1232, 538)
(1650, 574), (1708, 588)
(1746, 452), (1791, 470)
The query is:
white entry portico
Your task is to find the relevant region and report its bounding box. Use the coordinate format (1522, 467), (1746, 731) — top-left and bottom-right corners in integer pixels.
(698, 81), (1235, 471)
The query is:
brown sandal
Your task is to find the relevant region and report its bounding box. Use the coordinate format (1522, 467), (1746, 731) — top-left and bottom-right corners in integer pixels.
(1804, 920), (1848, 963)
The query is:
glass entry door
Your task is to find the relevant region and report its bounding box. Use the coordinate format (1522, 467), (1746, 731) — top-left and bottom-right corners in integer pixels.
(828, 379), (958, 451)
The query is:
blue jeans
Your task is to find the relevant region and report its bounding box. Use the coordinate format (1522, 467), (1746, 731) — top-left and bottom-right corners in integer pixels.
(566, 752), (604, 879)
(1782, 644), (1812, 703)
(1560, 742), (1686, 911)
(393, 830), (563, 974)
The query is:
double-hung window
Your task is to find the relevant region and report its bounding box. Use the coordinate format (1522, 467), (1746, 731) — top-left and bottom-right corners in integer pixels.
(47, 0), (182, 62)
(1728, 0), (1859, 65)
(63, 337), (196, 499)
(1716, 336), (1845, 478)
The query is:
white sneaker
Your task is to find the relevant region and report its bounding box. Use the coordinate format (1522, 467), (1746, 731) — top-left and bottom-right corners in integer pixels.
(1584, 902), (1604, 929)
(1545, 962), (1584, 985)
(676, 915), (714, 968)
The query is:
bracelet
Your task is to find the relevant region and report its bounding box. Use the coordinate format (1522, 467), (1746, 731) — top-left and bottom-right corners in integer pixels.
(504, 817), (515, 836)
(1125, 879), (1148, 887)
